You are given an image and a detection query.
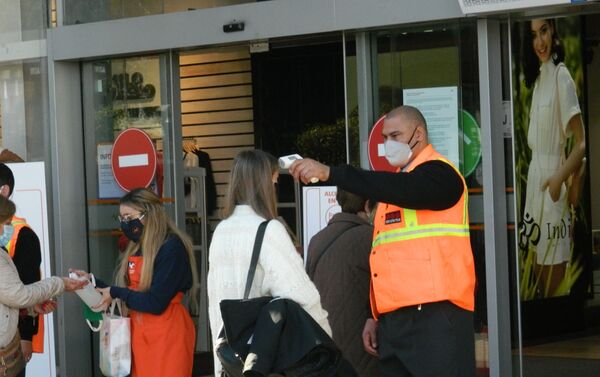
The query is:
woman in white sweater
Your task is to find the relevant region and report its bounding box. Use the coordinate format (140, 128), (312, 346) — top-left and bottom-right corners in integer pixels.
(0, 195), (84, 377)
(207, 150), (331, 377)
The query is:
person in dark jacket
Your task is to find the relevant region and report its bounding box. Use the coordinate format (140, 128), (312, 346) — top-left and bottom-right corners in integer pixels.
(306, 188), (379, 377)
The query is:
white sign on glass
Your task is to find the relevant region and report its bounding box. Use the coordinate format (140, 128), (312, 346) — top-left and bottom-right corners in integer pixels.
(302, 186), (340, 262)
(403, 86), (459, 168)
(97, 144), (126, 199)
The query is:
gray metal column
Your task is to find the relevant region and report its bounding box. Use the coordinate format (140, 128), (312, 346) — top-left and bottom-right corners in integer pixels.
(477, 18), (513, 377)
(168, 51), (185, 230)
(355, 32), (375, 169)
(47, 41), (93, 376)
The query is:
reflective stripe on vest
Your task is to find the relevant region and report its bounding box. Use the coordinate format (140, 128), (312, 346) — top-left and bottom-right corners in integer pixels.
(373, 156), (469, 247)
(373, 223), (470, 246)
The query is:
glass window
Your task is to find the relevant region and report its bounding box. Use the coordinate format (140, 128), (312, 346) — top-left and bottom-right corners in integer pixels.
(63, 0), (266, 25)
(251, 35), (347, 235)
(0, 59), (49, 162)
(0, 0), (48, 42)
(82, 54), (175, 281)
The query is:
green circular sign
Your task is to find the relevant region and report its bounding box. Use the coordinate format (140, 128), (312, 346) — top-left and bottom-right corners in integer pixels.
(460, 109), (481, 178)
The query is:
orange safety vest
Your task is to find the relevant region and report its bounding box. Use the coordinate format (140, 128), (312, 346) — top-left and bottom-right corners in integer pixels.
(7, 216), (45, 353)
(370, 144), (475, 319)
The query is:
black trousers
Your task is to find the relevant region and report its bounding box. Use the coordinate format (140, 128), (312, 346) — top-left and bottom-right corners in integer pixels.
(378, 301), (476, 377)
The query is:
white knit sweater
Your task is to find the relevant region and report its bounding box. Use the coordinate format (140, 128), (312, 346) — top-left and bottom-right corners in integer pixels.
(207, 205), (331, 376)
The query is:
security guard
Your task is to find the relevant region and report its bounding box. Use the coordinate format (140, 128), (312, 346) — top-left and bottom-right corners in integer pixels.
(290, 106), (476, 377)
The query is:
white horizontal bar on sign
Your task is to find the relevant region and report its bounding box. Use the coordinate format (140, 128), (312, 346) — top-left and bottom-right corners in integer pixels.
(119, 154), (149, 168)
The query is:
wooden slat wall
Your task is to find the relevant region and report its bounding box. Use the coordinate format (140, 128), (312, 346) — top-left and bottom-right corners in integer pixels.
(51, 0), (57, 27)
(180, 46), (254, 223)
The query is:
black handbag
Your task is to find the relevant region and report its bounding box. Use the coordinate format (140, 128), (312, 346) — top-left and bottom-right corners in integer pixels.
(216, 220), (272, 377)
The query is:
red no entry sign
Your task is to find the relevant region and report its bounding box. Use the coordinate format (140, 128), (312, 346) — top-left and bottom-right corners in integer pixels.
(111, 128), (157, 192)
(367, 115), (396, 172)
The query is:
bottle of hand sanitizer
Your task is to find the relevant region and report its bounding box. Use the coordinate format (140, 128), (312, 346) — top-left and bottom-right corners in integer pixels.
(69, 272), (103, 311)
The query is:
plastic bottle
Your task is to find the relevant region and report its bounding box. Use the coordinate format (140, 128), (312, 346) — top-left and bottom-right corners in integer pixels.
(69, 272), (103, 311)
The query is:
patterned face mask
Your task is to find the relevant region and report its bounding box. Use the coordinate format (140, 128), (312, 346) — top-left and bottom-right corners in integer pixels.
(120, 217), (144, 242)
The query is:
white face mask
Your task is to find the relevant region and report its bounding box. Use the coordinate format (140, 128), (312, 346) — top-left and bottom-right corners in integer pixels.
(384, 140), (413, 168)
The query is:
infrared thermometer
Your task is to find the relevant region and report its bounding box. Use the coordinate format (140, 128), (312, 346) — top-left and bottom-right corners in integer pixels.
(278, 154), (319, 183)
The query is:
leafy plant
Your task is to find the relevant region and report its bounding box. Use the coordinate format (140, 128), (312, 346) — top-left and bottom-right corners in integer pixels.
(296, 107), (360, 167)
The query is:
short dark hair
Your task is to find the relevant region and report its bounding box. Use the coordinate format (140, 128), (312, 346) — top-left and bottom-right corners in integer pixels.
(0, 163), (15, 196)
(336, 188), (367, 214)
(522, 18), (565, 88)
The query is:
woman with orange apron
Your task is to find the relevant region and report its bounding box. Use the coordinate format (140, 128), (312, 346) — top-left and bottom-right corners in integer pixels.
(125, 252), (195, 377)
(83, 188), (199, 377)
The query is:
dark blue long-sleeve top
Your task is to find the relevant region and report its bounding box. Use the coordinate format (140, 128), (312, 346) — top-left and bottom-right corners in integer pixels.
(104, 235), (193, 315)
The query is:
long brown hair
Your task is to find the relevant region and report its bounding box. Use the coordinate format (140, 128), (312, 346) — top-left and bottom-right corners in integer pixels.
(115, 188), (199, 309)
(222, 150), (278, 220)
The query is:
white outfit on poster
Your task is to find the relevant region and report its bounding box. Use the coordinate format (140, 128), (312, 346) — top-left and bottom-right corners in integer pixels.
(524, 60), (581, 265)
(207, 205), (331, 377)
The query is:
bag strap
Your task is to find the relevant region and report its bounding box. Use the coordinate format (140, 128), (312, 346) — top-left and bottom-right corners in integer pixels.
(243, 220), (270, 299)
(86, 319), (103, 332)
(109, 298), (124, 317)
(306, 221), (361, 276)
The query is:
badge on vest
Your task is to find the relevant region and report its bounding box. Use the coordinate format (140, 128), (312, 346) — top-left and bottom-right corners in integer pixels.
(385, 210), (402, 225)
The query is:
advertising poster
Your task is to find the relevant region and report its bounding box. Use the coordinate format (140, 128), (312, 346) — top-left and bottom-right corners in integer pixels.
(511, 17), (589, 300)
(302, 186), (340, 261)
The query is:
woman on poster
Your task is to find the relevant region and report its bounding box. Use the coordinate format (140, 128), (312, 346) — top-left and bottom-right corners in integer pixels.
(520, 18), (586, 297)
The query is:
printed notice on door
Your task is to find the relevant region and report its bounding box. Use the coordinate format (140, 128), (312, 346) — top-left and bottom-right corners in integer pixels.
(403, 86), (459, 168)
(97, 143), (127, 199)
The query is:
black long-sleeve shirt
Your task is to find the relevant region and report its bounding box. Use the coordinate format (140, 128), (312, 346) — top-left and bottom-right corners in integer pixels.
(327, 160), (464, 211)
(13, 227), (42, 341)
(108, 235), (193, 315)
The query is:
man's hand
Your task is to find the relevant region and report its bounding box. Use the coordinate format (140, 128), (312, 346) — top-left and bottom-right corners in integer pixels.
(34, 299), (57, 314)
(362, 318), (379, 356)
(289, 158), (330, 184)
(21, 340), (33, 363)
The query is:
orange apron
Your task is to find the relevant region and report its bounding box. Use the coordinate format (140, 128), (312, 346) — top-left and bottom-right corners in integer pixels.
(127, 255), (195, 377)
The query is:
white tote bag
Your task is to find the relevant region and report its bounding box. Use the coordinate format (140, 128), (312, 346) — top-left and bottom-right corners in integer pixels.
(99, 299), (131, 377)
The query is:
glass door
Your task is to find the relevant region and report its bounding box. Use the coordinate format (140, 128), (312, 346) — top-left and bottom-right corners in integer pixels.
(81, 53), (177, 376)
(369, 21), (490, 376)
